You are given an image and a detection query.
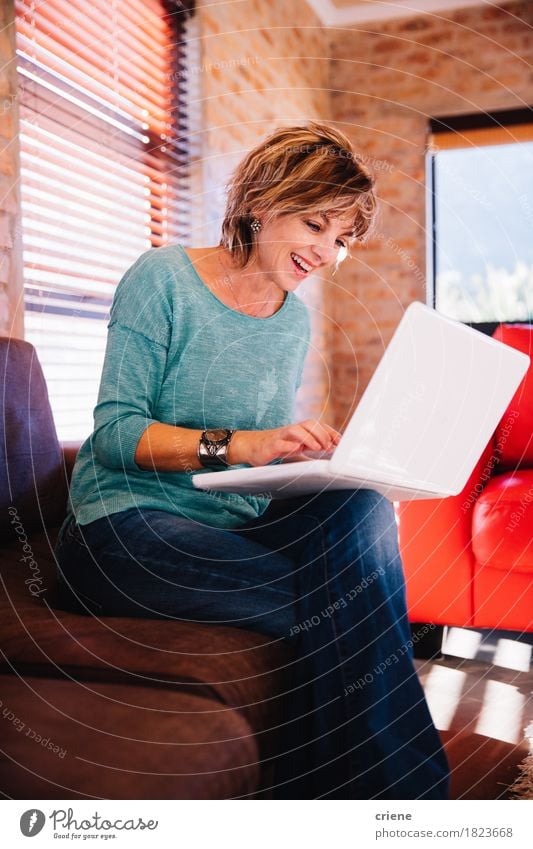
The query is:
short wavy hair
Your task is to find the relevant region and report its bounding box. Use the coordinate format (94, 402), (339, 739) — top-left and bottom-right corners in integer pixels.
(219, 121), (377, 267)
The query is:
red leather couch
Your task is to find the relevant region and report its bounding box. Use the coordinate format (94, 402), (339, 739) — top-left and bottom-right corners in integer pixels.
(0, 337), (293, 799)
(398, 323), (533, 633)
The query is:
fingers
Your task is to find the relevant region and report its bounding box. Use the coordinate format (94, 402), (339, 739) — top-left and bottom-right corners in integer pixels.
(298, 419), (342, 450)
(325, 423), (343, 443)
(281, 429), (321, 452)
(276, 420), (341, 455)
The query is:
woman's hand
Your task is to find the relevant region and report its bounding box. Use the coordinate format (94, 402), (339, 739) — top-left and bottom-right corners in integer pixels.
(228, 419), (342, 467)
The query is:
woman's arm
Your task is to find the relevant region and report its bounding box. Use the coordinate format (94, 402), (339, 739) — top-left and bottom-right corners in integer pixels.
(92, 302), (339, 473)
(134, 422), (204, 472)
(134, 419), (342, 471)
(92, 320), (339, 472)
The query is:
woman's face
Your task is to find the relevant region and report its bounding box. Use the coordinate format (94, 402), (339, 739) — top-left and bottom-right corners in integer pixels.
(249, 209), (356, 293)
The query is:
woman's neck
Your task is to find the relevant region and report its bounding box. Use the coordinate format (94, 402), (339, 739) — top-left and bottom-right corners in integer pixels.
(187, 245), (286, 318)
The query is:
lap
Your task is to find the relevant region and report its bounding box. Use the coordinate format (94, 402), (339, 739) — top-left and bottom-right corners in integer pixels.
(239, 488), (398, 576)
(54, 488), (398, 634)
(55, 506), (297, 634)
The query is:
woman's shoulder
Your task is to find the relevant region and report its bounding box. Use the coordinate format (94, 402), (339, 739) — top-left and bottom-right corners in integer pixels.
(124, 243), (189, 278)
(114, 244), (194, 301)
(108, 244), (193, 343)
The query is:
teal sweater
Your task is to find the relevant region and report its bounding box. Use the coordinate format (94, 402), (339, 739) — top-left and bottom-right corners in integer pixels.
(64, 244), (311, 530)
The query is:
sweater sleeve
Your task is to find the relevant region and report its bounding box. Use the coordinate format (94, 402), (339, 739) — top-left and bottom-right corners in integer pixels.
(90, 324), (168, 470)
(106, 248), (173, 346)
(89, 250), (173, 471)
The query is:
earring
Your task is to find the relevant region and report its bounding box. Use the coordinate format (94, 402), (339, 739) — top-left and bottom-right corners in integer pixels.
(250, 217), (262, 234)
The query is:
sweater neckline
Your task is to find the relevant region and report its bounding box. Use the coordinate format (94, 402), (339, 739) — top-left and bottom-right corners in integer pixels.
(178, 244), (292, 322)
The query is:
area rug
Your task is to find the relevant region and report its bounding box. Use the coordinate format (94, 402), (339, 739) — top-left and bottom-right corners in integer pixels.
(507, 726), (533, 800)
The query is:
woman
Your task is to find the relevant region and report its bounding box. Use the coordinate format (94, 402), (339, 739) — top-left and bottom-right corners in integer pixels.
(54, 121), (449, 800)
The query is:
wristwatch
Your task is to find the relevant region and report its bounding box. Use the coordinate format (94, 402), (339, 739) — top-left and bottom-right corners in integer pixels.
(197, 428), (235, 469)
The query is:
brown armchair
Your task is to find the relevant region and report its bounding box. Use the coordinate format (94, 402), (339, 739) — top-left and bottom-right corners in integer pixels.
(0, 337), (293, 798)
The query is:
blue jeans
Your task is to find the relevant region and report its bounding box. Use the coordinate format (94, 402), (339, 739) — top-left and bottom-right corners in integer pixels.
(54, 489), (449, 800)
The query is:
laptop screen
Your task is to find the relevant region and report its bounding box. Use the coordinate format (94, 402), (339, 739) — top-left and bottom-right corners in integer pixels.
(329, 303), (529, 495)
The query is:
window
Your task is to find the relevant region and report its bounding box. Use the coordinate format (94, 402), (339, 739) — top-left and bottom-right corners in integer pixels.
(15, 0), (195, 440)
(427, 110), (533, 327)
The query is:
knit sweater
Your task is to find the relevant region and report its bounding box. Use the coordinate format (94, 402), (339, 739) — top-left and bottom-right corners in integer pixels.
(63, 244), (311, 531)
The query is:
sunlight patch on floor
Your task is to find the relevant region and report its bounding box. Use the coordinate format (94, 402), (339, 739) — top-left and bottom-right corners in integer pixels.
(442, 626), (483, 659)
(475, 680), (525, 744)
(421, 664), (467, 730)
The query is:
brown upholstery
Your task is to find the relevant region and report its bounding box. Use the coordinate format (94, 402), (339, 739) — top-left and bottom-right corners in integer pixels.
(0, 338), (293, 798)
(0, 529), (293, 755)
(0, 675), (259, 799)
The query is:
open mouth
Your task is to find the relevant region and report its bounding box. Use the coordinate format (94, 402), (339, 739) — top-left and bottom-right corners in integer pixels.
(290, 252), (313, 276)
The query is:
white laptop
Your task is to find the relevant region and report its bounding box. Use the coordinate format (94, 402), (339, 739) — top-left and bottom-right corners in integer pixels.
(192, 302), (530, 502)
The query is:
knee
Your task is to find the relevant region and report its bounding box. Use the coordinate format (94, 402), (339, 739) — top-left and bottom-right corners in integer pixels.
(304, 488), (401, 571)
(306, 487), (395, 532)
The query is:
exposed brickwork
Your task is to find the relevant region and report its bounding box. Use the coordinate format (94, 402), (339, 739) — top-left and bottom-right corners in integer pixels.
(0, 0), (23, 337)
(328, 0), (533, 426)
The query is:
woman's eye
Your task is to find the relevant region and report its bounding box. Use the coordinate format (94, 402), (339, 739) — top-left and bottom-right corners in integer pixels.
(307, 221), (346, 249)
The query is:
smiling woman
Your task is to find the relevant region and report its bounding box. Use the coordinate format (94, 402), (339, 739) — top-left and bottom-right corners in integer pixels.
(55, 121), (450, 800)
(183, 122), (377, 321)
(220, 121), (377, 268)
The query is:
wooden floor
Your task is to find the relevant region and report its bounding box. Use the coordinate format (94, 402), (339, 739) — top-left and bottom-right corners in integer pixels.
(416, 628), (533, 799)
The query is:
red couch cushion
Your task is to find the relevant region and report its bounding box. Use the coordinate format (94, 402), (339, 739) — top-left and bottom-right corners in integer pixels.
(492, 325), (533, 468)
(472, 470), (533, 573)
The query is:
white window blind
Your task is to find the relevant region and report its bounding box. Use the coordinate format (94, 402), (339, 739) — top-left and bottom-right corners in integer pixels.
(15, 0), (195, 441)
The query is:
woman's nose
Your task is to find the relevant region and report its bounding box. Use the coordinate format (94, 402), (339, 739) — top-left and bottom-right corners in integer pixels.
(311, 239), (340, 265)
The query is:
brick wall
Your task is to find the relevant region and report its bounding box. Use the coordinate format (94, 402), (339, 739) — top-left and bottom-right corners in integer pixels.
(327, 0), (533, 427)
(196, 0), (332, 419)
(0, 0), (22, 338)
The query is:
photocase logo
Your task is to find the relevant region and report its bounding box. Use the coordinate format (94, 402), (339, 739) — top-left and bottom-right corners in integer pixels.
(20, 809), (46, 837)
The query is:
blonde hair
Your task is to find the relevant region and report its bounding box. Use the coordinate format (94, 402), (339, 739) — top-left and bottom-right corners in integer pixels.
(220, 121), (377, 267)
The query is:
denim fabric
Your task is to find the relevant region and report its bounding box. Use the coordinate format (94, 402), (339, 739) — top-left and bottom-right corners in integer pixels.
(54, 488), (449, 800)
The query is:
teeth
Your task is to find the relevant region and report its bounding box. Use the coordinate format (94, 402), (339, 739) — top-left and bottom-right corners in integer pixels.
(291, 252), (312, 272)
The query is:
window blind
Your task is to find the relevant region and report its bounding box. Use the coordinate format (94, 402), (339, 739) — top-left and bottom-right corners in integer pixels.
(15, 0), (195, 441)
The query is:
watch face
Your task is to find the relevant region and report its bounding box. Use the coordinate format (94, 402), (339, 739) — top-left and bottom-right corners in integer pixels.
(204, 429), (228, 443)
